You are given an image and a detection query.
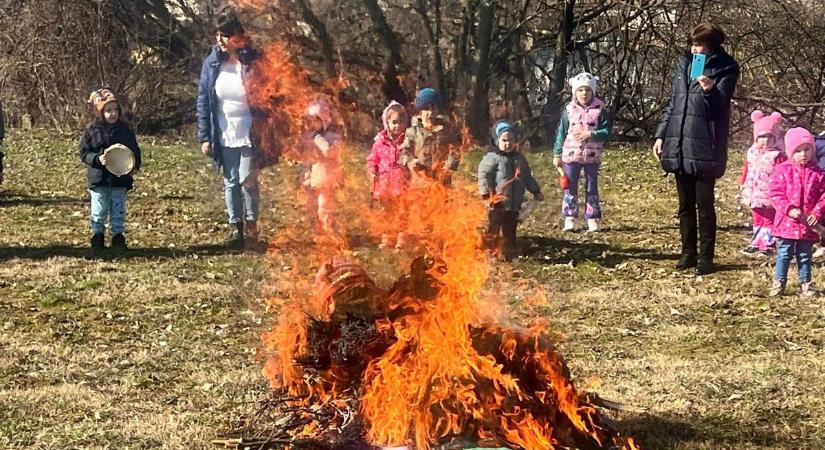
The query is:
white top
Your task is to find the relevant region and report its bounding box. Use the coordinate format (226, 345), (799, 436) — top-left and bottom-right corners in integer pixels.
(215, 60), (253, 148)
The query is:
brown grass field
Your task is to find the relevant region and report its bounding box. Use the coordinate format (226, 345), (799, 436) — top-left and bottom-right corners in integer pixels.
(1, 130), (824, 449)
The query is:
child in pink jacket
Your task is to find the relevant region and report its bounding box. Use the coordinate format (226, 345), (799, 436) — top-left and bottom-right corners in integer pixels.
(768, 128), (825, 297)
(739, 110), (785, 256)
(366, 101), (410, 249)
(296, 98), (342, 235)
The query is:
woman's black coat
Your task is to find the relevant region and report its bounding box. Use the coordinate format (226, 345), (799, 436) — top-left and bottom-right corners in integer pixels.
(656, 47), (740, 179)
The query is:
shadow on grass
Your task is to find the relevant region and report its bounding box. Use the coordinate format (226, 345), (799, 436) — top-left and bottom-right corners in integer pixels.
(718, 224), (751, 232)
(618, 412), (785, 449)
(0, 193), (85, 207)
(519, 235), (679, 268)
(520, 235), (751, 273)
(0, 241), (269, 262)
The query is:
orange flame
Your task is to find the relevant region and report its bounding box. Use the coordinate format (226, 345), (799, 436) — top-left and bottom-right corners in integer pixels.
(247, 32), (639, 450)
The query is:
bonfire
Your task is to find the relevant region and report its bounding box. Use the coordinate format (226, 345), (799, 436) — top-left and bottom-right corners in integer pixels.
(211, 39), (640, 450)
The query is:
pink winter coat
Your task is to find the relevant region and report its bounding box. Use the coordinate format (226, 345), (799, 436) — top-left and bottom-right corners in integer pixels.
(769, 160), (825, 241)
(367, 129), (410, 200)
(740, 145), (783, 208)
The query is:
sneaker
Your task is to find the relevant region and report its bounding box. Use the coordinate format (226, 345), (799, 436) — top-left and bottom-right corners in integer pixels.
(228, 223), (244, 249)
(90, 233), (105, 251)
(245, 221), (258, 241)
(562, 217), (576, 232)
(695, 259), (715, 276)
(111, 233), (127, 250)
(740, 246), (758, 255)
(769, 280), (785, 297)
(675, 254), (698, 270)
(801, 281), (817, 298)
(813, 246), (825, 259)
(586, 218), (600, 232)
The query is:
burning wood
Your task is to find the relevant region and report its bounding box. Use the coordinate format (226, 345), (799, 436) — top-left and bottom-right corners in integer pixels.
(234, 256), (639, 450)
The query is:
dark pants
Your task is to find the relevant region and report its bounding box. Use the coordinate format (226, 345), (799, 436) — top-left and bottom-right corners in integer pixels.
(675, 173), (717, 261)
(486, 206), (519, 261)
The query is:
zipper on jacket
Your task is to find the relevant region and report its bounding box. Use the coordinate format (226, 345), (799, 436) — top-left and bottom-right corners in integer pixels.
(676, 56), (691, 171)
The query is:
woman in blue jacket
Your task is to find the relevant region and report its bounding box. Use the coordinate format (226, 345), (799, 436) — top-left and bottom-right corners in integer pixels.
(197, 7), (266, 249)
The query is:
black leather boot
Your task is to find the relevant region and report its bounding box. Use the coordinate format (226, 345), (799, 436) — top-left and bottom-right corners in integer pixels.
(675, 254), (697, 270)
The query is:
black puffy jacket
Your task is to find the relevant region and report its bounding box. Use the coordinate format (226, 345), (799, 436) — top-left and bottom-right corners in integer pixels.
(656, 48), (740, 179)
(79, 120), (142, 190)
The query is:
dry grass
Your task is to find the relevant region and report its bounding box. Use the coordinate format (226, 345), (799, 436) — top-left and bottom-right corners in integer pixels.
(1, 131), (824, 449)
(0, 131), (275, 449)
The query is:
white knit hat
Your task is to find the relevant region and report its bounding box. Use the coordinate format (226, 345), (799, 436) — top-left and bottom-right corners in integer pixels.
(569, 72), (598, 96)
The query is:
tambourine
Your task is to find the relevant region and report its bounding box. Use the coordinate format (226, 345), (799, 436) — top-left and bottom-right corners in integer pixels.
(102, 144), (135, 176)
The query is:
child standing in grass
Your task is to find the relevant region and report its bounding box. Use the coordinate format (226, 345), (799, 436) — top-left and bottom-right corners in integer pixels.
(401, 88), (460, 187)
(553, 72), (611, 232)
(478, 120), (543, 261)
(80, 88), (142, 251)
(296, 98), (342, 235)
(768, 128), (825, 297)
(739, 110), (785, 257)
(367, 101), (410, 249)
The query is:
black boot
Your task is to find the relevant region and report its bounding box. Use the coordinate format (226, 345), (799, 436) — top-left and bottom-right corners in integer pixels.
(695, 259), (715, 275)
(91, 233), (105, 251)
(111, 233), (127, 250)
(228, 223), (244, 249)
(675, 254), (697, 270)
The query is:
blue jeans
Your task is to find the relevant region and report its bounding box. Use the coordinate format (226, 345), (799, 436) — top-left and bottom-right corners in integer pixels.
(775, 239), (813, 283)
(90, 187), (127, 234)
(562, 162), (601, 219)
(222, 146), (259, 224)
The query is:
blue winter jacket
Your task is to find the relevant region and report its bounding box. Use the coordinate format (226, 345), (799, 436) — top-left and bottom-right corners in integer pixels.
(196, 45), (265, 169)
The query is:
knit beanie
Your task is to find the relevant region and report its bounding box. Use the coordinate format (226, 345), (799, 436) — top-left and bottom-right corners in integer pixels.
(784, 127), (815, 159)
(305, 98), (332, 131)
(381, 101), (407, 132)
(414, 88), (442, 111)
(569, 72), (598, 96)
(88, 88), (118, 120)
(751, 110), (783, 142)
(492, 120), (516, 143)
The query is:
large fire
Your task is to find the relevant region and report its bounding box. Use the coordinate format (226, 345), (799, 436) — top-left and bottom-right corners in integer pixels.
(237, 32), (638, 450)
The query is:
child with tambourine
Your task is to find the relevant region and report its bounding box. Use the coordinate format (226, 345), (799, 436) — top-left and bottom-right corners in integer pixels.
(79, 88), (142, 251)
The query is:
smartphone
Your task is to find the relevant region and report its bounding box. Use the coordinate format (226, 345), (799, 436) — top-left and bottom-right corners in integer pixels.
(690, 53), (706, 80)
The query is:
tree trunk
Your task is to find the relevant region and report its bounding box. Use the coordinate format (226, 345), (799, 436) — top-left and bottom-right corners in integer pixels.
(452, 0), (477, 103)
(467, 0), (494, 141)
(362, 0), (408, 104)
(544, 0), (576, 146)
(294, 0), (337, 79)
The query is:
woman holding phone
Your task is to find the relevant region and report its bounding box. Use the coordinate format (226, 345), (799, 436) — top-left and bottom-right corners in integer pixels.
(653, 23), (740, 275)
